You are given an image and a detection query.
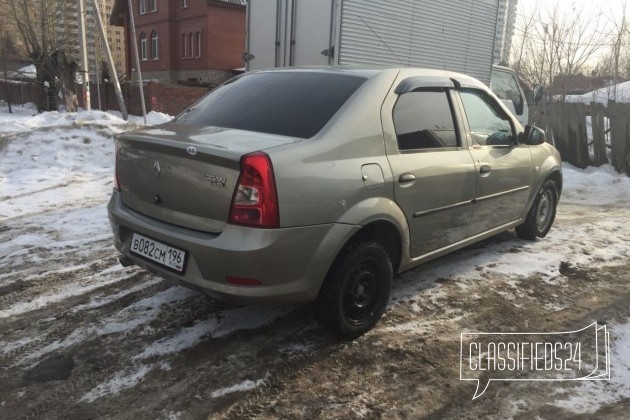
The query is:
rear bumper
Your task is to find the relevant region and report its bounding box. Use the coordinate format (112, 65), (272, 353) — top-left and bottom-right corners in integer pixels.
(107, 191), (359, 303)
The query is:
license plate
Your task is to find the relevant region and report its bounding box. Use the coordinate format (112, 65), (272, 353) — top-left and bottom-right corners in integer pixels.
(130, 233), (187, 273)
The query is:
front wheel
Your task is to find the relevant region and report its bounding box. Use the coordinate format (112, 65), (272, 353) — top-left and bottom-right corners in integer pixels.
(516, 179), (558, 240)
(313, 240), (392, 339)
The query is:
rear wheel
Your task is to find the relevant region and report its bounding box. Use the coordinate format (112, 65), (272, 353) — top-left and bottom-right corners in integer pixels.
(313, 240), (392, 339)
(516, 179), (558, 240)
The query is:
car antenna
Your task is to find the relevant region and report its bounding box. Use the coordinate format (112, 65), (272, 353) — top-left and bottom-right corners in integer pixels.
(357, 15), (406, 67)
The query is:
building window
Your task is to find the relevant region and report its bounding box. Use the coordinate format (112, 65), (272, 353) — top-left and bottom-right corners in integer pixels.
(151, 31), (159, 59)
(139, 32), (147, 60)
(182, 0), (189, 8)
(138, 0), (145, 14)
(195, 32), (201, 57)
(149, 0), (157, 12)
(189, 33), (194, 58)
(182, 33), (187, 58)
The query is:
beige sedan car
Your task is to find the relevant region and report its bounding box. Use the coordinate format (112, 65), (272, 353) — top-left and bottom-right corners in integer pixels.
(108, 68), (562, 338)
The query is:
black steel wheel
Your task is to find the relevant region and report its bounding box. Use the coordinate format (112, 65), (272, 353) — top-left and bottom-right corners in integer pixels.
(313, 240), (392, 339)
(516, 179), (558, 240)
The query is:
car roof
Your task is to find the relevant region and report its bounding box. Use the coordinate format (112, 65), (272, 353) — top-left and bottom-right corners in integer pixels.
(248, 66), (488, 89)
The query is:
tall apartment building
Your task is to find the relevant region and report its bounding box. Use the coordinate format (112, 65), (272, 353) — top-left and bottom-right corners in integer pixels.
(494, 0), (518, 64)
(57, 0), (127, 81)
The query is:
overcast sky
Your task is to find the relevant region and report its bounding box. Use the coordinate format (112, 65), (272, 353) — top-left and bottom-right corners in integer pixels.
(517, 0), (627, 26)
(514, 0), (627, 66)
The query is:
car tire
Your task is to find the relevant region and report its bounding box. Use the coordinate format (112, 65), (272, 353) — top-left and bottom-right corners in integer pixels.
(313, 240), (392, 339)
(516, 179), (558, 240)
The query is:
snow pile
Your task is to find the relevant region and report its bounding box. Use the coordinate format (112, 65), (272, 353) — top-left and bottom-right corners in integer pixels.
(565, 80), (630, 104)
(0, 109), (171, 221)
(5, 64), (36, 80)
(562, 163), (630, 206)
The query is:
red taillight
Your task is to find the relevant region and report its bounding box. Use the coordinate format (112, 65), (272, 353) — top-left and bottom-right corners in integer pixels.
(229, 151), (279, 228)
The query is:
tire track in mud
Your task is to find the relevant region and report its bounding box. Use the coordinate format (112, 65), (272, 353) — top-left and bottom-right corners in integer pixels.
(0, 271), (156, 371)
(0, 280), (204, 419)
(0, 174), (109, 202)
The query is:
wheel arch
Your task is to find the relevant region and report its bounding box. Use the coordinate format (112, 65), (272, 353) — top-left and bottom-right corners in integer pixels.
(347, 220), (403, 275)
(547, 169), (563, 197)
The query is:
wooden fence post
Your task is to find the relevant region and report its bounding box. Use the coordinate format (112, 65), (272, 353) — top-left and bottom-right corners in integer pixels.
(609, 101), (626, 173)
(590, 102), (607, 166)
(609, 102), (630, 174)
(574, 103), (589, 168)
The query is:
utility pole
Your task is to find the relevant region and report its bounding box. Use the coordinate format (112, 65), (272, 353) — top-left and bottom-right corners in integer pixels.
(78, 0), (91, 110)
(127, 0), (147, 124)
(89, 0), (128, 119)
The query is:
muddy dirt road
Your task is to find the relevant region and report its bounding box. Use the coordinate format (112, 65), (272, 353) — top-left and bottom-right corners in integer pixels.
(1, 200), (629, 419)
(1, 112), (629, 419)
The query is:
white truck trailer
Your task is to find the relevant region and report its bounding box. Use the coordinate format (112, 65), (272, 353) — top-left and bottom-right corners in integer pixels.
(244, 0), (529, 125)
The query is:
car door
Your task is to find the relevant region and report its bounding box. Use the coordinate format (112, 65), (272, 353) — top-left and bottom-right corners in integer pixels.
(384, 78), (477, 258)
(455, 88), (534, 235)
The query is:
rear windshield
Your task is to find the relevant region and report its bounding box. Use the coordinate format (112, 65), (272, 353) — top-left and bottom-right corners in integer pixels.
(175, 72), (367, 138)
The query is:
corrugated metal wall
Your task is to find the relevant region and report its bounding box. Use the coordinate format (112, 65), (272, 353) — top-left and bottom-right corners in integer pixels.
(338, 0), (498, 84)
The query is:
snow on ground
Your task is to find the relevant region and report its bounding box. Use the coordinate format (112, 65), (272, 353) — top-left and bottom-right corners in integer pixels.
(211, 378), (267, 398)
(1, 106), (630, 415)
(552, 319), (630, 414)
(388, 159), (630, 298)
(565, 80), (630, 104)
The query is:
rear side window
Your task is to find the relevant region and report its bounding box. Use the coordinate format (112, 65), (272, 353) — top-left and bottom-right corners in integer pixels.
(175, 72), (366, 138)
(393, 90), (459, 150)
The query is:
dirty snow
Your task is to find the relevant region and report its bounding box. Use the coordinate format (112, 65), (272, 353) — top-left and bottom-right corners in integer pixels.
(565, 80), (630, 104)
(1, 105), (630, 416)
(211, 378), (266, 398)
(554, 320), (630, 413)
(81, 364), (153, 403)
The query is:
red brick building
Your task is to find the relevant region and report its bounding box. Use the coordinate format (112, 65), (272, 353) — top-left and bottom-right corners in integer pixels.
(110, 0), (245, 86)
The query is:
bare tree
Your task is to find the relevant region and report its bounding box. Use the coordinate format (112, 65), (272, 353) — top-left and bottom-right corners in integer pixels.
(0, 5), (14, 112)
(592, 2), (630, 101)
(511, 1), (611, 100)
(2, 0), (78, 111)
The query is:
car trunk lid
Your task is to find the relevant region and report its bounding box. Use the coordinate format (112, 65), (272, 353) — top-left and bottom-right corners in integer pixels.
(115, 123), (299, 233)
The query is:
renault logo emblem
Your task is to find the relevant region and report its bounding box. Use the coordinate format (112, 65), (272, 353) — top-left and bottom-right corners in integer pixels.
(152, 161), (161, 178)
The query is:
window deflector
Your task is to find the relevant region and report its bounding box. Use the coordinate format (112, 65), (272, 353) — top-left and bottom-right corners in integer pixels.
(395, 77), (455, 95)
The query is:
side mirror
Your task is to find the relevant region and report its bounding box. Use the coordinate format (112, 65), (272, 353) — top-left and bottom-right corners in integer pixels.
(533, 85), (544, 105)
(521, 125), (546, 145)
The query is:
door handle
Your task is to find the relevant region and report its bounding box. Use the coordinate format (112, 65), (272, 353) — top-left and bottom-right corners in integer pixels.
(399, 173), (416, 183)
(479, 165), (492, 175)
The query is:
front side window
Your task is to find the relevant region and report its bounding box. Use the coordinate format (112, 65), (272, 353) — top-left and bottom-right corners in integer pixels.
(151, 31), (159, 59)
(393, 89), (459, 150)
(139, 32), (147, 60)
(459, 89), (514, 146)
(175, 72), (367, 138)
